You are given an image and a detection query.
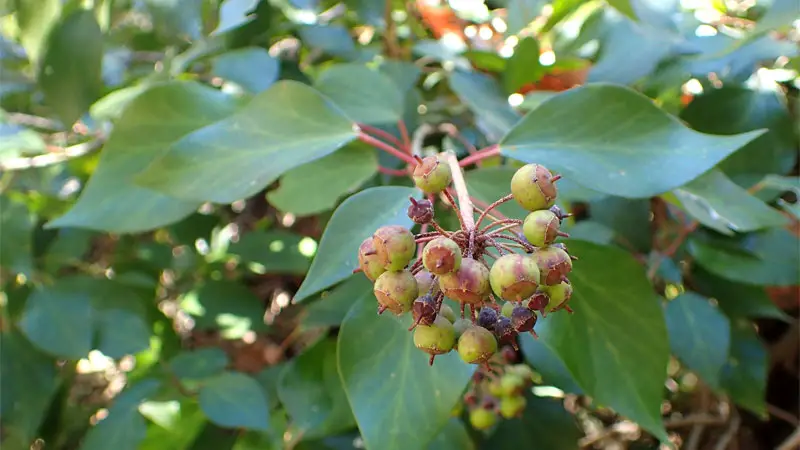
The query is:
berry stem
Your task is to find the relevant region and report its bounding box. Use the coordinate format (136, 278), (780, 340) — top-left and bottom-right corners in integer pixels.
(377, 165), (408, 176)
(474, 194), (514, 229)
(358, 132), (417, 165)
(416, 222), (430, 257)
(440, 123), (478, 155)
(430, 219), (452, 237)
(484, 222), (523, 236)
(442, 188), (466, 231)
(491, 234), (536, 252)
(398, 120), (411, 152)
(458, 144), (500, 167)
(359, 124), (406, 151)
(481, 219), (522, 234)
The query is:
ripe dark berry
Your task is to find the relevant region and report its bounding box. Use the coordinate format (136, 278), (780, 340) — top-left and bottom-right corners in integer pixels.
(499, 396), (526, 419)
(438, 258), (490, 305)
(453, 318), (472, 338)
(413, 315), (456, 357)
(501, 345), (518, 363)
(413, 155), (452, 194)
(407, 197), (434, 224)
(488, 254), (540, 302)
(457, 325), (498, 364)
(511, 306), (536, 332)
(373, 270), (418, 314)
(411, 295), (437, 327)
(541, 280), (573, 312)
(493, 316), (517, 347)
(414, 270), (435, 295)
(477, 307), (498, 330)
(510, 163), (559, 211)
(358, 238), (386, 282)
(522, 209), (565, 247)
(440, 303), (457, 323)
(531, 246), (573, 286)
(422, 237), (462, 275)
(373, 225), (415, 271)
(469, 407), (497, 430)
(527, 290), (550, 314)
(500, 301), (515, 318)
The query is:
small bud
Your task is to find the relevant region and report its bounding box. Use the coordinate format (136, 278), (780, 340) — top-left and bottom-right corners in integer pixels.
(407, 197), (434, 224)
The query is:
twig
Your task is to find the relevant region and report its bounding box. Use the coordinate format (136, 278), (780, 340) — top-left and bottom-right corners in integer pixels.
(358, 133), (416, 165)
(475, 194), (513, 229)
(5, 112), (64, 130)
(0, 138), (105, 171)
(777, 427), (800, 450)
(359, 123), (406, 151)
(769, 404), (800, 426)
(664, 414), (727, 428)
(459, 144), (500, 167)
(410, 123), (435, 157)
(439, 123), (477, 155)
(712, 409), (740, 450)
(398, 120), (410, 151)
(378, 165), (409, 176)
(442, 151), (474, 231)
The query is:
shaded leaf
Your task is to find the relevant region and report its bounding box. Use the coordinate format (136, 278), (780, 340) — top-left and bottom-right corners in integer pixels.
(719, 319), (768, 417)
(144, 0), (203, 41)
(500, 83), (764, 198)
(294, 186), (419, 302)
(506, 0), (545, 35)
(315, 64), (404, 124)
(588, 196), (652, 252)
(481, 393), (582, 449)
(338, 294), (475, 450)
(0, 196), (35, 276)
(428, 418), (474, 450)
(298, 25), (358, 59)
(751, 0), (800, 35)
(82, 379), (162, 450)
(199, 371), (271, 431)
(0, 110), (46, 156)
(563, 221), (614, 246)
(211, 47), (280, 93)
(134, 80), (358, 204)
(449, 71), (520, 142)
(168, 348), (230, 381)
(378, 60), (422, 95)
(302, 276), (374, 329)
(180, 280), (268, 339)
(19, 281), (94, 358)
(520, 335), (583, 394)
(213, 0), (259, 35)
(503, 37), (543, 94)
(691, 267), (789, 322)
(139, 400), (206, 450)
(14, 0), (61, 64)
(228, 230), (313, 275)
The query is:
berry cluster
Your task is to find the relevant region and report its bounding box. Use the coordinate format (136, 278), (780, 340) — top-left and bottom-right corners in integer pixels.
(356, 155), (578, 367)
(460, 361), (536, 430)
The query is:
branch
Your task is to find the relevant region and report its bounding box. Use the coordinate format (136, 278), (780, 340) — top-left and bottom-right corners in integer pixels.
(442, 151), (474, 231)
(358, 132), (416, 165)
(459, 144), (500, 167)
(0, 138), (105, 171)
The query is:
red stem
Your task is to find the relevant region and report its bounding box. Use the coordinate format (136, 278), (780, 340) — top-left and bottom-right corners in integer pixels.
(358, 133), (416, 165)
(474, 194), (514, 229)
(459, 144), (500, 167)
(417, 223), (430, 256)
(359, 124), (406, 151)
(378, 165), (408, 176)
(398, 120), (411, 152)
(443, 189), (466, 231)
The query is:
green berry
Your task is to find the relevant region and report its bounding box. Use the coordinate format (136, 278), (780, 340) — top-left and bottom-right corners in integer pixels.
(469, 407), (497, 430)
(413, 315), (456, 355)
(438, 258), (491, 305)
(531, 246), (572, 286)
(522, 209), (561, 247)
(457, 325), (498, 364)
(506, 364), (534, 381)
(499, 373), (525, 396)
(373, 270), (418, 314)
(373, 225), (415, 271)
(541, 280), (573, 312)
(453, 318), (472, 338)
(499, 396), (526, 419)
(357, 238), (386, 282)
(489, 254), (540, 302)
(414, 270), (435, 295)
(510, 163), (558, 211)
(440, 303), (457, 323)
(500, 301), (515, 318)
(413, 155), (452, 194)
(422, 237), (462, 275)
(487, 380), (504, 397)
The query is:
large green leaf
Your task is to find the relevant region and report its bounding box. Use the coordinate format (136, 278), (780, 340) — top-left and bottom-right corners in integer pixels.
(503, 37), (543, 94)
(315, 64), (404, 125)
(298, 24), (358, 59)
(180, 280), (268, 339)
(691, 267), (789, 322)
(199, 371), (271, 431)
(449, 71), (520, 143)
(719, 319), (768, 417)
(302, 276), (374, 329)
(81, 379), (162, 450)
(664, 293), (730, 390)
(750, 0), (800, 35)
(267, 143), (377, 217)
(19, 281), (93, 358)
(428, 419), (474, 450)
(278, 338), (355, 439)
(338, 294), (475, 450)
(499, 83), (765, 198)
(38, 8), (102, 126)
(133, 80), (358, 204)
(293, 186), (419, 302)
(167, 348), (230, 382)
(480, 394), (582, 449)
(505, 0), (545, 35)
(47, 82), (237, 233)
(0, 196), (35, 276)
(211, 47), (280, 93)
(139, 400), (206, 450)
(144, 0), (203, 41)
(520, 335), (583, 394)
(537, 239), (669, 441)
(673, 169), (787, 235)
(758, 175), (800, 219)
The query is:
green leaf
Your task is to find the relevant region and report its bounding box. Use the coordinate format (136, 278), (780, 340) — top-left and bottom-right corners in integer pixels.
(506, 0), (545, 35)
(144, 0), (202, 41)
(213, 0), (259, 35)
(0, 111), (46, 157)
(47, 82), (238, 233)
(267, 143), (377, 217)
(664, 293), (730, 390)
(500, 83), (765, 198)
(0, 196), (35, 276)
(503, 37), (543, 94)
(199, 371), (271, 431)
(294, 186), (419, 302)
(537, 239), (669, 441)
(133, 80), (358, 204)
(378, 60), (422, 95)
(449, 71), (520, 142)
(673, 169), (788, 235)
(427, 419), (474, 450)
(520, 335), (583, 394)
(758, 175), (800, 219)
(315, 64), (404, 125)
(139, 400), (206, 450)
(14, 0), (61, 65)
(720, 319), (768, 417)
(90, 84), (151, 122)
(563, 221), (615, 246)
(338, 294), (475, 450)
(688, 228), (799, 286)
(278, 338), (355, 439)
(588, 197), (652, 252)
(302, 276), (374, 329)
(212, 47), (279, 94)
(0, 331), (60, 449)
(180, 280), (268, 339)
(691, 267), (789, 322)
(605, 0), (637, 19)
(228, 230), (313, 275)
(298, 25), (358, 59)
(81, 379), (162, 450)
(680, 88), (797, 186)
(38, 8), (102, 126)
(481, 393), (582, 449)
(751, 0), (800, 35)
(168, 348), (230, 381)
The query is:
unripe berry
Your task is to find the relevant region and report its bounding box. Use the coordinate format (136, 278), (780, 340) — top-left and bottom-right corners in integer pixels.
(407, 197), (434, 224)
(411, 295), (437, 327)
(500, 301), (515, 318)
(414, 270), (435, 295)
(510, 163), (558, 211)
(499, 373), (525, 396)
(373, 225), (415, 271)
(469, 407), (497, 431)
(489, 254), (540, 302)
(457, 325), (498, 364)
(453, 318), (472, 338)
(541, 280), (573, 312)
(422, 237), (462, 275)
(477, 307), (498, 330)
(522, 209), (562, 247)
(493, 316), (517, 347)
(413, 315), (456, 355)
(438, 258), (490, 305)
(440, 303), (457, 323)
(374, 270), (418, 314)
(511, 306), (536, 332)
(531, 246), (573, 286)
(506, 364), (534, 381)
(413, 155), (452, 194)
(358, 238), (386, 282)
(487, 379), (504, 397)
(499, 396), (526, 419)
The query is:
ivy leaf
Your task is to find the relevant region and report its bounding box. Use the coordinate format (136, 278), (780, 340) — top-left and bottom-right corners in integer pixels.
(47, 82), (237, 233)
(664, 293), (730, 390)
(228, 230), (313, 275)
(315, 64), (404, 124)
(720, 319), (768, 417)
(691, 267), (790, 322)
(211, 47), (280, 93)
(143, 0), (202, 41)
(278, 338), (355, 439)
(302, 276), (374, 329)
(180, 280), (269, 339)
(0, 196), (35, 276)
(298, 24), (358, 59)
(500, 83), (765, 198)
(520, 335), (583, 394)
(133, 80), (358, 204)
(338, 294), (475, 450)
(505, 0), (545, 35)
(213, 0), (259, 35)
(449, 71), (520, 143)
(503, 37), (543, 94)
(674, 169), (787, 235)
(481, 394), (582, 449)
(293, 186), (419, 302)
(15, 0), (61, 65)
(537, 239), (669, 441)
(267, 143), (377, 217)
(168, 348), (230, 382)
(82, 379), (162, 450)
(758, 175), (800, 219)
(428, 419), (474, 450)
(39, 8), (102, 126)
(199, 371), (271, 431)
